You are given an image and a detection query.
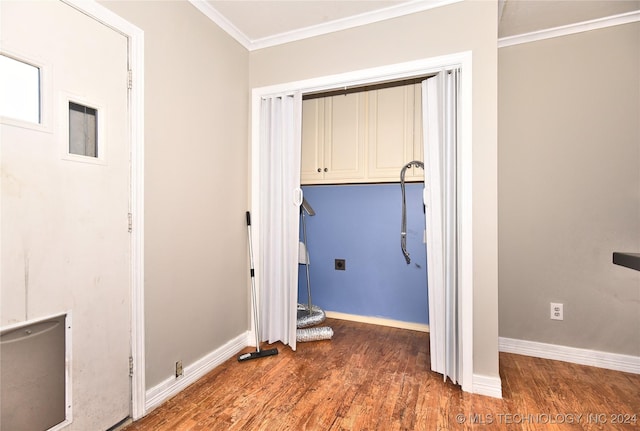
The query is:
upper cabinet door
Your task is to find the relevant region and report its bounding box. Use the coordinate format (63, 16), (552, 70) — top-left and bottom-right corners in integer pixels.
(367, 85), (415, 181)
(409, 83), (425, 180)
(323, 92), (366, 181)
(300, 98), (325, 183)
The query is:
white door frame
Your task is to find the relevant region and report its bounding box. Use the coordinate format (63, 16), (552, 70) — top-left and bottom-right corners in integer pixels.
(61, 0), (146, 419)
(250, 52), (474, 392)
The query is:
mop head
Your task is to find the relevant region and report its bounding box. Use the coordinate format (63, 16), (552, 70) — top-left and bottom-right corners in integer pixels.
(237, 348), (279, 362)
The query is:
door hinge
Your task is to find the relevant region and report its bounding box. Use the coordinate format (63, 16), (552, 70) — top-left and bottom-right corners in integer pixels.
(128, 213), (133, 233)
(129, 356), (134, 376)
(127, 70), (133, 90)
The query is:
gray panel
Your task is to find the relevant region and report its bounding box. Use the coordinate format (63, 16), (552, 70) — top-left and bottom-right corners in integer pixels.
(1, 316), (66, 431)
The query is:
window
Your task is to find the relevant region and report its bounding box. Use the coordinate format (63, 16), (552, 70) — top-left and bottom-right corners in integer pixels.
(60, 93), (105, 165)
(69, 102), (98, 157)
(0, 54), (41, 124)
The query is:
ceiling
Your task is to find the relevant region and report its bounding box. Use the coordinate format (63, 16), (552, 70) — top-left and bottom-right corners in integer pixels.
(193, 0), (640, 50)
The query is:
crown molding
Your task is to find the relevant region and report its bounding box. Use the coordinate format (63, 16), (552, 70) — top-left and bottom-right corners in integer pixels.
(190, 0), (461, 52)
(250, 0), (461, 51)
(499, 9), (640, 48)
(189, 0), (252, 49)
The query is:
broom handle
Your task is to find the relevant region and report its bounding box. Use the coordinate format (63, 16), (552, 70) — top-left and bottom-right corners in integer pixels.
(246, 211), (261, 352)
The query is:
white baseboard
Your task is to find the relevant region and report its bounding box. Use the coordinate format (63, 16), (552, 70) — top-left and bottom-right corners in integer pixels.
(325, 311), (429, 333)
(499, 337), (640, 375)
(472, 374), (503, 399)
(145, 332), (249, 412)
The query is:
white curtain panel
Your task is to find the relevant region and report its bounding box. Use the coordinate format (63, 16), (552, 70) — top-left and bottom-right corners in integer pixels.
(258, 93), (303, 350)
(423, 69), (461, 385)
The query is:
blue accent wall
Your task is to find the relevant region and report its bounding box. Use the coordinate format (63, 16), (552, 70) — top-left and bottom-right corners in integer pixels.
(298, 183), (428, 325)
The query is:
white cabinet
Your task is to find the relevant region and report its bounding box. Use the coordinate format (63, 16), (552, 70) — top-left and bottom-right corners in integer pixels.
(301, 83), (423, 185)
(300, 97), (325, 183)
(301, 92), (366, 184)
(367, 83), (423, 182)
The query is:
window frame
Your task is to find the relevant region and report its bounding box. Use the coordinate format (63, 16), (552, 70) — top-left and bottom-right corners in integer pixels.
(0, 49), (51, 133)
(60, 92), (107, 166)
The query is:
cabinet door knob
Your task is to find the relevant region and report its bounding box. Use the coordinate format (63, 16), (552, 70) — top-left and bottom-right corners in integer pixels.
(324, 168), (328, 172)
(317, 168), (322, 173)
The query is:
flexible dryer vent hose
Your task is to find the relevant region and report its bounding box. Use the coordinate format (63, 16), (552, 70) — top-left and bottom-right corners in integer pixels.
(297, 326), (334, 343)
(296, 303), (332, 342)
(297, 304), (326, 328)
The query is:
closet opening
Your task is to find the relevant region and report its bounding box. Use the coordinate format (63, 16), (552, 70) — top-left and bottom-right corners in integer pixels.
(250, 53), (474, 391)
(297, 77), (433, 333)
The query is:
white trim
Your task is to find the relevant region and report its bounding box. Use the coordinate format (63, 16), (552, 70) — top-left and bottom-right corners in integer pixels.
(4, 2), (143, 421)
(249, 0), (462, 51)
(458, 56), (474, 395)
(498, 10), (640, 48)
(62, 312), (73, 430)
(60, 0), (146, 420)
(499, 337), (640, 375)
(252, 53), (471, 97)
(145, 332), (248, 413)
(188, 0), (251, 49)
(189, 0), (462, 51)
(251, 52), (476, 393)
(472, 374), (503, 399)
(64, 313), (73, 429)
(325, 311), (429, 333)
(127, 13), (146, 423)
(50, 312), (74, 431)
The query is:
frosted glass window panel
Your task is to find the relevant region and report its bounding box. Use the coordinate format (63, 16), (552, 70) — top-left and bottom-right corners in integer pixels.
(69, 102), (98, 157)
(0, 54), (41, 124)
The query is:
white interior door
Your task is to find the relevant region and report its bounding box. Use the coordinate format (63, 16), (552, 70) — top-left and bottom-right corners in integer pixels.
(1, 1), (131, 429)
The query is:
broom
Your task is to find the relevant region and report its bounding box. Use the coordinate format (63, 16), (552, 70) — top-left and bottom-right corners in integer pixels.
(238, 211), (278, 361)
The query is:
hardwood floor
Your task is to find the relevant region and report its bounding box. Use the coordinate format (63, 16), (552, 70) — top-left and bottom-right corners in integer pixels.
(123, 319), (640, 430)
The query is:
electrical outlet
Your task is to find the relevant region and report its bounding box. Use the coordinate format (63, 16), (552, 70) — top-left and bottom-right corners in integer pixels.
(175, 360), (183, 377)
(550, 303), (563, 321)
